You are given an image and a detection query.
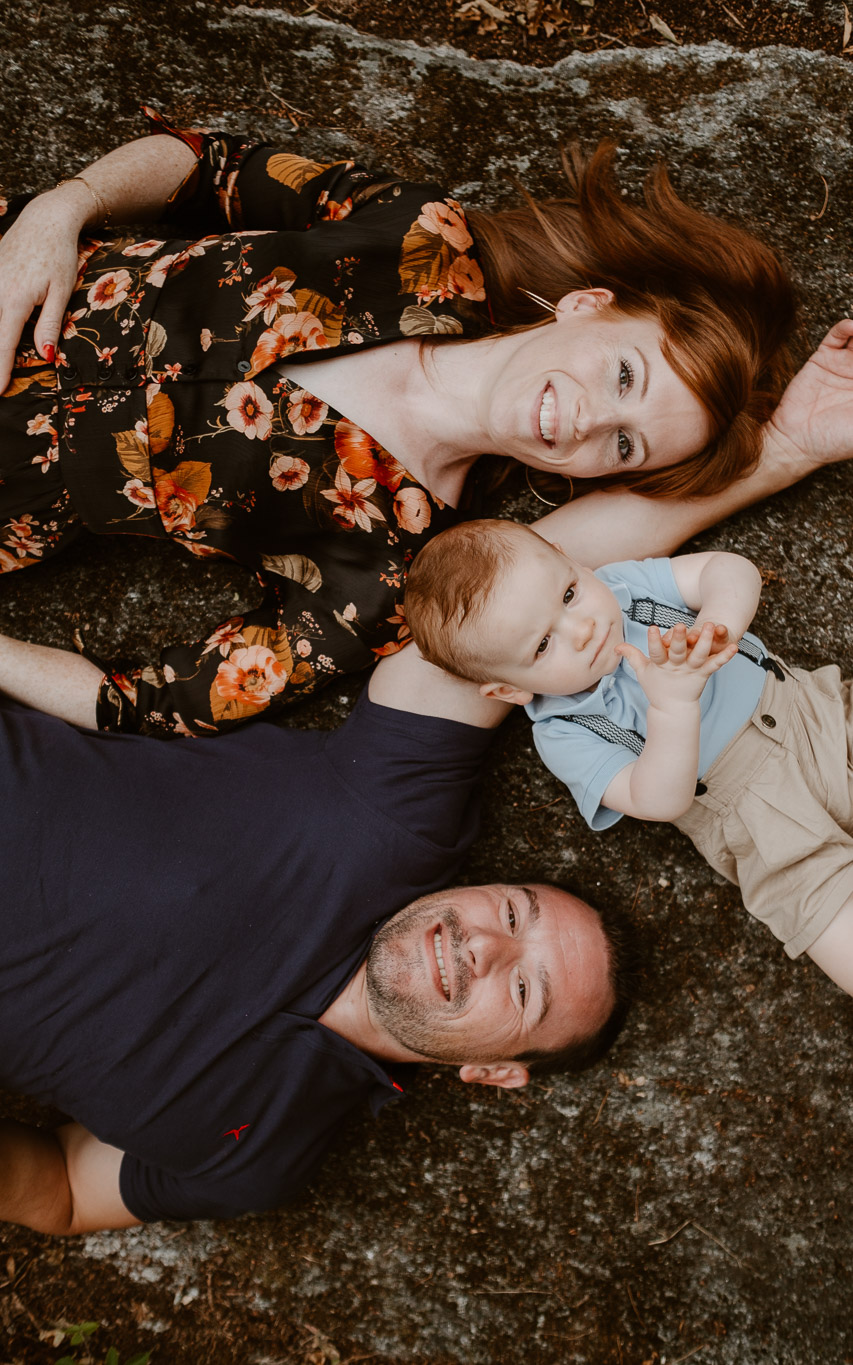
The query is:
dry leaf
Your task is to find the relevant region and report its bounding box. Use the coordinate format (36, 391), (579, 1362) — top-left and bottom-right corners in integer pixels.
(844, 3), (852, 48)
(456, 0), (510, 19)
(649, 11), (680, 43)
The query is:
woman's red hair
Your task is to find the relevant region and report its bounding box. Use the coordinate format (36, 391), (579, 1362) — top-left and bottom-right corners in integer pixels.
(463, 143), (796, 500)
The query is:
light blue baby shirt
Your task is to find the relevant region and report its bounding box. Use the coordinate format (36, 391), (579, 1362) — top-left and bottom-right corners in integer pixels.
(525, 557), (768, 831)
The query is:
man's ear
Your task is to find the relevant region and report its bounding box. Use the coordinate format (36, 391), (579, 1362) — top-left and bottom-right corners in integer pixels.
(458, 1062), (530, 1090)
(555, 287), (615, 317)
(478, 680), (534, 706)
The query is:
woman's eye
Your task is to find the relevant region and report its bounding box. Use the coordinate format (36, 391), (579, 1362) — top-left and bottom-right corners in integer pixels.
(518, 976), (527, 1006)
(536, 636), (549, 655)
(619, 358), (634, 392)
(618, 430), (634, 464)
(563, 586), (575, 605)
(508, 904), (517, 932)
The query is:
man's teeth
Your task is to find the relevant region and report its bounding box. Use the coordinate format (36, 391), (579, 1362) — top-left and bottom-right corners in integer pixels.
(539, 387), (556, 444)
(434, 930), (450, 1000)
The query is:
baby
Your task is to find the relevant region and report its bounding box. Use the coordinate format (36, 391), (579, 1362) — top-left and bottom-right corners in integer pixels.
(405, 518), (853, 997)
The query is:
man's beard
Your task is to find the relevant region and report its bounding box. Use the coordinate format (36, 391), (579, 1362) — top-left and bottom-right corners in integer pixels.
(365, 893), (474, 1063)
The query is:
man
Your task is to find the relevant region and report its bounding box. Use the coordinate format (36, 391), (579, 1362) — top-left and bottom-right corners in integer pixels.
(0, 635), (634, 1233)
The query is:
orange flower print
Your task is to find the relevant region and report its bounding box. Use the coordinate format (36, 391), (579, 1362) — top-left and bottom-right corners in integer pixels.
(202, 619), (247, 657)
(155, 472), (201, 534)
(121, 478), (156, 509)
(223, 381), (273, 440)
(4, 515), (44, 557)
(146, 251), (188, 289)
(87, 268), (133, 310)
(26, 412), (56, 438)
(243, 270), (297, 323)
(417, 200), (473, 253)
(447, 254), (486, 302)
(334, 419), (406, 492)
(62, 308), (87, 340)
(249, 311), (328, 371)
(321, 466), (385, 532)
(121, 240), (165, 257)
(32, 447), (59, 474)
(318, 196), (353, 221)
(200, 328), (213, 352)
(287, 388), (328, 435)
(270, 454), (310, 491)
(393, 486), (431, 534)
(215, 644), (288, 708)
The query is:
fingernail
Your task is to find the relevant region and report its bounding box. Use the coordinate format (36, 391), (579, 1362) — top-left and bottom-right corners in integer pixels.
(43, 344), (55, 363)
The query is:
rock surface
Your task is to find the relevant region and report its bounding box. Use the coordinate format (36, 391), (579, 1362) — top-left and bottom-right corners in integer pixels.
(0, 4), (852, 1362)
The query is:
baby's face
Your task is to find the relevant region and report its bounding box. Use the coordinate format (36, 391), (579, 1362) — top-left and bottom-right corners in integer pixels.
(479, 534), (624, 699)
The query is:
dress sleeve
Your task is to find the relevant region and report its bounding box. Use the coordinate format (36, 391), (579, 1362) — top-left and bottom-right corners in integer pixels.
(142, 105), (385, 237)
(95, 570), (410, 737)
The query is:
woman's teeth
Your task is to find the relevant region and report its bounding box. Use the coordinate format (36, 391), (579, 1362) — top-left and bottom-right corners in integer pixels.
(434, 930), (450, 1000)
(539, 386), (556, 444)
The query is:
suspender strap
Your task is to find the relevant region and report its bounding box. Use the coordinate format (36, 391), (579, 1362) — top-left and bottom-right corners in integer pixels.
(552, 595), (783, 761)
(626, 598), (781, 672)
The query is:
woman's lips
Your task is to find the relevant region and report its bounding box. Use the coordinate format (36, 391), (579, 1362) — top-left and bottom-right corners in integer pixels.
(538, 383), (556, 444)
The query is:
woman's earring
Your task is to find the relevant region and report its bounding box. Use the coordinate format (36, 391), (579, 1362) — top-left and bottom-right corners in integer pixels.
(525, 465), (568, 507)
(518, 288), (557, 315)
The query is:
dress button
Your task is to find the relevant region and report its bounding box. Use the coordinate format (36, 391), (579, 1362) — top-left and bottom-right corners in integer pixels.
(236, 359), (252, 373)
(184, 362), (199, 376)
(97, 360), (113, 379)
(124, 366), (137, 383)
(64, 365), (78, 381)
(760, 713), (776, 729)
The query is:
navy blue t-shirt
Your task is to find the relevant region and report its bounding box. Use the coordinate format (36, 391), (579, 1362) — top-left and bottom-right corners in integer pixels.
(0, 690), (493, 1221)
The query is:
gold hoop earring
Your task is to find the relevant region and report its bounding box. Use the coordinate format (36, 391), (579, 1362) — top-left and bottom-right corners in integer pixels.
(525, 465), (570, 507)
(518, 287), (557, 315)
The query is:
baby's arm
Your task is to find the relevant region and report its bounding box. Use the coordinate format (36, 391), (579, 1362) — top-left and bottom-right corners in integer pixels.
(602, 621), (738, 821)
(668, 551), (763, 648)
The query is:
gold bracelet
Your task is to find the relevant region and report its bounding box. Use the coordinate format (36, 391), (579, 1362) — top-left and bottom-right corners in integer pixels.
(55, 174), (113, 228)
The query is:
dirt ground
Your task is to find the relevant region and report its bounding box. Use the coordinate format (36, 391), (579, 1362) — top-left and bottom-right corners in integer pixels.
(228, 0), (849, 64)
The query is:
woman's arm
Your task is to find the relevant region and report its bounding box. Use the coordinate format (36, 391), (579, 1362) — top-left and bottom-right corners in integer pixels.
(0, 135), (197, 391)
(535, 319), (853, 566)
(0, 635), (101, 726)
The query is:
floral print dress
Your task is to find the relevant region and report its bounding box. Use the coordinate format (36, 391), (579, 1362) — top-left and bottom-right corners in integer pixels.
(0, 110), (488, 735)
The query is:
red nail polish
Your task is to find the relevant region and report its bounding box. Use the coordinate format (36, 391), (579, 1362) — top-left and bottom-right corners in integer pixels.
(43, 344), (55, 364)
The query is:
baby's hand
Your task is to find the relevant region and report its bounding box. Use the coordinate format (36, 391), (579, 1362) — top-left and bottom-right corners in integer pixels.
(662, 621), (733, 656)
(616, 621), (738, 712)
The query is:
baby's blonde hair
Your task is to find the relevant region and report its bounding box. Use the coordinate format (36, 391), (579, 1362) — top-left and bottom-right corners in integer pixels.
(405, 519), (542, 682)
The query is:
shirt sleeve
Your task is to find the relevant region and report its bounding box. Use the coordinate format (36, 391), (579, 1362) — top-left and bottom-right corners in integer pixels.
(531, 714), (636, 832)
(142, 106), (389, 236)
(94, 569), (402, 736)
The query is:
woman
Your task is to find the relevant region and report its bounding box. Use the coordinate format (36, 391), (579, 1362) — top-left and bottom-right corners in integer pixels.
(0, 110), (848, 736)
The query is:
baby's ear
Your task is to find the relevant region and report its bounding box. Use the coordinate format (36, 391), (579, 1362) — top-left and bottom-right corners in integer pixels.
(478, 680), (534, 706)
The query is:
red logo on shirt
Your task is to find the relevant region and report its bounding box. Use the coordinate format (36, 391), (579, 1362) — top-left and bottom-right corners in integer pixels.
(222, 1124), (251, 1141)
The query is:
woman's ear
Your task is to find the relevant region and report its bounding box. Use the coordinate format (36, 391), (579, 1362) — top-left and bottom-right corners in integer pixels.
(555, 287), (615, 317)
(478, 680), (534, 706)
(458, 1062), (530, 1090)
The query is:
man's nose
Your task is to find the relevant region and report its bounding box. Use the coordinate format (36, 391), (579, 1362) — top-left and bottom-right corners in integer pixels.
(466, 928), (515, 977)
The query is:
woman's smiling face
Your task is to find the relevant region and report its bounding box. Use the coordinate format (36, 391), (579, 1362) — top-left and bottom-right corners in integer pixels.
(479, 289), (712, 478)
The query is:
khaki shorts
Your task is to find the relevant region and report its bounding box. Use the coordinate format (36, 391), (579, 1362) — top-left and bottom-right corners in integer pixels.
(675, 661), (853, 958)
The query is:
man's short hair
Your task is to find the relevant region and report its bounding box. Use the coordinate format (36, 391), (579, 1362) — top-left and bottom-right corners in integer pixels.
(405, 519), (536, 682)
(517, 891), (642, 1075)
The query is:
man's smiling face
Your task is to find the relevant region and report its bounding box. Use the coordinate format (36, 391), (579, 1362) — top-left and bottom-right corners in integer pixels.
(365, 883), (614, 1068)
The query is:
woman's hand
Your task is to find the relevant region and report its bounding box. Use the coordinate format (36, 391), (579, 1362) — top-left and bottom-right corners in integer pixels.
(0, 182), (92, 394)
(767, 317), (853, 473)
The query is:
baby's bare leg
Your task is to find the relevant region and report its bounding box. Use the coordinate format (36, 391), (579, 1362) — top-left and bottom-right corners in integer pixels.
(806, 899), (853, 996)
